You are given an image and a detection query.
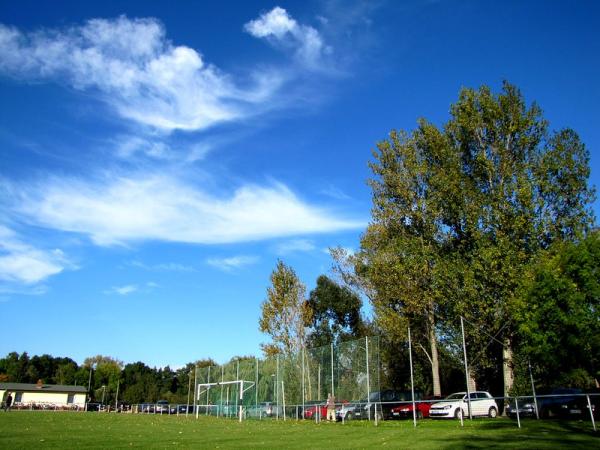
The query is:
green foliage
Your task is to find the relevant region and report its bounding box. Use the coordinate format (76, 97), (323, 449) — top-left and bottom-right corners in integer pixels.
(306, 275), (365, 348)
(515, 232), (600, 389)
(358, 81), (595, 395)
(259, 260), (311, 356)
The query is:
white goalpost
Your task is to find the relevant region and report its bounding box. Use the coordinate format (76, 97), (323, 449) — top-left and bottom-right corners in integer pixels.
(195, 380), (255, 422)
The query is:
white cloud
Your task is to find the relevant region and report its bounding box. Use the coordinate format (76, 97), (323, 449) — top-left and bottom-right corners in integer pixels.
(106, 284), (138, 295)
(0, 225), (69, 285)
(275, 238), (316, 255)
(245, 7), (330, 69)
(130, 260), (196, 272)
(10, 174), (363, 246)
(0, 16), (283, 131)
(206, 255), (259, 272)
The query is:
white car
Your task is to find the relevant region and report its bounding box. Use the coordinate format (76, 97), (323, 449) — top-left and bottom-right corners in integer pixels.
(429, 391), (498, 419)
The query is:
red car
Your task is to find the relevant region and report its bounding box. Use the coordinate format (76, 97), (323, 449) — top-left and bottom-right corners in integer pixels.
(390, 401), (432, 419)
(303, 404), (328, 419)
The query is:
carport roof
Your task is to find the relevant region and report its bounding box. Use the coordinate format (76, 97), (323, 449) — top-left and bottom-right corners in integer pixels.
(0, 383), (87, 393)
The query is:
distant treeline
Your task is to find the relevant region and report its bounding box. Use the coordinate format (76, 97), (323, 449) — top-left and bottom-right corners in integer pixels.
(0, 352), (217, 404)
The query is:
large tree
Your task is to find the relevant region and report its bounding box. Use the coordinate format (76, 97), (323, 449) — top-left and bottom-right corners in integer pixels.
(359, 82), (594, 398)
(305, 275), (365, 348)
(259, 260), (311, 356)
(515, 230), (600, 388)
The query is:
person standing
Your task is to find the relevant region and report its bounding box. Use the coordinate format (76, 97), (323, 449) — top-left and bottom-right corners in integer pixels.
(326, 393), (336, 422)
(4, 393), (13, 412)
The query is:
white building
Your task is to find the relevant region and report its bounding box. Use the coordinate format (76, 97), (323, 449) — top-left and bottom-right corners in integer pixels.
(0, 382), (87, 409)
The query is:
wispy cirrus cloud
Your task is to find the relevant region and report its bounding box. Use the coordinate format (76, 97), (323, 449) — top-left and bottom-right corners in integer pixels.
(0, 225), (71, 285)
(105, 284), (138, 295)
(275, 238), (316, 255)
(0, 16), (283, 132)
(206, 255), (259, 272)
(130, 260), (196, 272)
(104, 281), (157, 296)
(244, 7), (331, 69)
(8, 174), (363, 246)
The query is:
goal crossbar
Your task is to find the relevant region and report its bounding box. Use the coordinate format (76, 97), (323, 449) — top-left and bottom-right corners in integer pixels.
(195, 380), (255, 422)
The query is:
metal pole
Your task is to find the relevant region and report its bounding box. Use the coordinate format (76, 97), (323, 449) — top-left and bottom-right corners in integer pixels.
(220, 366), (224, 417)
(115, 380), (120, 411)
(86, 366), (93, 411)
(238, 380), (244, 422)
(318, 364), (321, 401)
(276, 355), (280, 420)
(282, 381), (286, 421)
(206, 366), (211, 416)
(587, 395), (596, 432)
(186, 370), (192, 417)
(302, 347), (305, 418)
(408, 326), (417, 427)
(255, 358), (258, 417)
(460, 316), (472, 420)
(330, 342), (335, 398)
(515, 397), (521, 429)
(194, 366), (199, 419)
(366, 336), (371, 422)
(528, 360), (539, 420)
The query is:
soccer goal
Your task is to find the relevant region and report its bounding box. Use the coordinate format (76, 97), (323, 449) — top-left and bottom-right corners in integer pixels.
(196, 380), (255, 422)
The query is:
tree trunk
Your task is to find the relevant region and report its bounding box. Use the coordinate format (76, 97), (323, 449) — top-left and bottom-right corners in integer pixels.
(502, 338), (514, 414)
(428, 308), (441, 397)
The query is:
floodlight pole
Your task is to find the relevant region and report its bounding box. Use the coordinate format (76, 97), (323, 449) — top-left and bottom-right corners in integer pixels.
(461, 316), (472, 420)
(408, 326), (417, 427)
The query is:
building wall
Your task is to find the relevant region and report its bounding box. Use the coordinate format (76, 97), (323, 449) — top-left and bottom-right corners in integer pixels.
(1, 390), (86, 407)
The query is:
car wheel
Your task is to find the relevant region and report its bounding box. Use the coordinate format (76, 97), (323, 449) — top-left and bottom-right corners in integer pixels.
(454, 408), (462, 419)
(417, 410), (424, 419)
(488, 407), (498, 418)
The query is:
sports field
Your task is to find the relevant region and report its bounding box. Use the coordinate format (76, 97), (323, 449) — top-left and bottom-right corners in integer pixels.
(0, 412), (597, 449)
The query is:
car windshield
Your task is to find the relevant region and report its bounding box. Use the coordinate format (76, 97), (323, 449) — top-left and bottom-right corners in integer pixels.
(445, 393), (465, 400)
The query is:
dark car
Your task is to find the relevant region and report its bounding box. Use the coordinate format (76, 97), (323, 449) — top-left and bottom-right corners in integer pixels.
(352, 390), (420, 420)
(506, 397), (538, 418)
(538, 389), (594, 419)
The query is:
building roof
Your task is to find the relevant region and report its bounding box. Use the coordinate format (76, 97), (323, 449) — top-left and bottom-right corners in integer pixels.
(0, 383), (87, 393)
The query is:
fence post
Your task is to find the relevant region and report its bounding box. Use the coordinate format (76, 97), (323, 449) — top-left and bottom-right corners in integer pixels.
(528, 360), (539, 420)
(408, 326), (417, 428)
(460, 316), (472, 421)
(515, 397), (521, 429)
(366, 336), (371, 422)
(587, 395), (596, 432)
(330, 342), (335, 398)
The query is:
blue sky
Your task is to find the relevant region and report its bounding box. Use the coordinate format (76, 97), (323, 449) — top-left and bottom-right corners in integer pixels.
(1, 0), (599, 368)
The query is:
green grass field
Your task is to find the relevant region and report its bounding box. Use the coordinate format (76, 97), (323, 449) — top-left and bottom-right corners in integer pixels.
(0, 412), (597, 449)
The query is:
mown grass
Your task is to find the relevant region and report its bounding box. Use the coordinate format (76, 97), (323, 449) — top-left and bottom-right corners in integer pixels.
(0, 412), (597, 449)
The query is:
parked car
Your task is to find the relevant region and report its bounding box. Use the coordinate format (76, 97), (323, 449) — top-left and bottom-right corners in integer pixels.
(155, 400), (170, 414)
(390, 395), (433, 419)
(304, 403), (327, 420)
(538, 388), (594, 419)
(429, 391), (498, 419)
(352, 390), (418, 420)
(506, 397), (537, 418)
